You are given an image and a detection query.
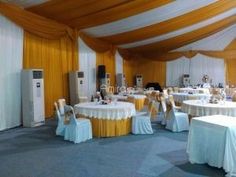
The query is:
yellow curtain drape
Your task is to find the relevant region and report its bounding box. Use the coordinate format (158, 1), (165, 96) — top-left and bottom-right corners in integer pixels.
(23, 32), (78, 118)
(0, 2), (74, 39)
(224, 39), (236, 86)
(96, 50), (116, 87)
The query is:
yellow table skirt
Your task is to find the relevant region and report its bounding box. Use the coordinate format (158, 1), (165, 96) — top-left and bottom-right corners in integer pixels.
(135, 98), (145, 111)
(89, 117), (131, 138)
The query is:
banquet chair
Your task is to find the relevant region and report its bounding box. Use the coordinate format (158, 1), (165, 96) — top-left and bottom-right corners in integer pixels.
(173, 87), (179, 93)
(107, 86), (115, 95)
(232, 91), (236, 102)
(58, 98), (66, 115)
(79, 96), (88, 103)
(132, 101), (155, 134)
(54, 102), (66, 136)
(187, 95), (198, 100)
(128, 96), (147, 116)
(159, 96), (168, 125)
(169, 95), (181, 111)
(167, 87), (173, 95)
(64, 105), (92, 143)
(165, 103), (189, 132)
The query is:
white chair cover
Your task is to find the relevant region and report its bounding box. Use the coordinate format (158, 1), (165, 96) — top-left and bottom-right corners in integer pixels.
(165, 105), (189, 132)
(54, 102), (66, 136)
(132, 102), (154, 135)
(64, 106), (92, 143)
(159, 97), (167, 125)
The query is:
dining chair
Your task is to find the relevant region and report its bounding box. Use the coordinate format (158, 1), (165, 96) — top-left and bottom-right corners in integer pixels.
(54, 102), (66, 136)
(64, 105), (92, 143)
(58, 98), (66, 115)
(159, 96), (168, 125)
(132, 101), (155, 134)
(165, 103), (189, 132)
(169, 95), (181, 111)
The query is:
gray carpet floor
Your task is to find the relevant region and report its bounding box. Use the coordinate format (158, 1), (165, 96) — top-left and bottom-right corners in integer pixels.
(0, 120), (225, 177)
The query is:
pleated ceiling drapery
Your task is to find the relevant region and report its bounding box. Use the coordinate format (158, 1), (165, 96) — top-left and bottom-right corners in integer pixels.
(0, 2), (75, 40)
(23, 32), (78, 117)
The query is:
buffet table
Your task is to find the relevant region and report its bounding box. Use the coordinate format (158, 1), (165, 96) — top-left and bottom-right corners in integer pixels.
(171, 93), (210, 104)
(182, 100), (236, 117)
(74, 102), (136, 137)
(187, 115), (236, 177)
(111, 94), (146, 111)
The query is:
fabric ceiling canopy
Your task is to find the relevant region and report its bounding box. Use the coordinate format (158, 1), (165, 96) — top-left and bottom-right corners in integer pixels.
(2, 0), (236, 61)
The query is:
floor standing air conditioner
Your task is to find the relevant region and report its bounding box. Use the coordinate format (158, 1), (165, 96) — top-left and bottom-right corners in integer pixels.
(135, 74), (143, 88)
(69, 71), (85, 105)
(22, 69), (45, 127)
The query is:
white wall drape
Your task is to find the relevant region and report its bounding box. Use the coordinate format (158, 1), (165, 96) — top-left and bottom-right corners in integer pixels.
(0, 15), (23, 131)
(166, 54), (225, 87)
(78, 38), (96, 100)
(189, 54), (225, 86)
(115, 50), (123, 75)
(166, 57), (190, 86)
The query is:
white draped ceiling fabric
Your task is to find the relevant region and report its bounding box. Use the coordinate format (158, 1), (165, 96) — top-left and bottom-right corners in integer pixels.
(0, 14), (23, 131)
(78, 38), (96, 100)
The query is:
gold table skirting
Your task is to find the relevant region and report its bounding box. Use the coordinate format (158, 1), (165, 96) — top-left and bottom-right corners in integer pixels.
(88, 117), (131, 138)
(135, 98), (145, 111)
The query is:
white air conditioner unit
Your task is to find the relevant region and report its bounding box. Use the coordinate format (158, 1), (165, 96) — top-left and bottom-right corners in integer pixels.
(22, 69), (45, 127)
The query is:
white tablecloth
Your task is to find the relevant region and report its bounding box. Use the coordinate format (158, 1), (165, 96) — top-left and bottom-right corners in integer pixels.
(187, 115), (236, 177)
(179, 88), (210, 94)
(171, 93), (210, 103)
(74, 101), (136, 120)
(182, 100), (236, 117)
(111, 94), (146, 100)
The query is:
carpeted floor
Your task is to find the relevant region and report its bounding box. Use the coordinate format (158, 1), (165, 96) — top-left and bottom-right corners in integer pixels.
(0, 120), (225, 177)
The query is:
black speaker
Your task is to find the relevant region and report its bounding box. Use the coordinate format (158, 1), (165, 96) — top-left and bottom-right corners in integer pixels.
(98, 65), (106, 78)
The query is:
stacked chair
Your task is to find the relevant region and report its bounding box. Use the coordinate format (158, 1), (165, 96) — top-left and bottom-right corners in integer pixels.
(54, 99), (92, 143)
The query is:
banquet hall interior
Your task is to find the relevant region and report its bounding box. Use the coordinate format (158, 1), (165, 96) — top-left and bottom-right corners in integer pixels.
(1, 0), (236, 177)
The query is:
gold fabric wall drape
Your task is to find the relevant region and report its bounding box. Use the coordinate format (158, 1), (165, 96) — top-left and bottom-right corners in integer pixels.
(23, 32), (78, 118)
(224, 39), (236, 86)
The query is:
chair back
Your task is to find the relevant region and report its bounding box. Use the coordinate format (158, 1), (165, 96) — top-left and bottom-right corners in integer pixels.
(160, 96), (167, 113)
(148, 101), (155, 118)
(79, 96), (88, 103)
(232, 91), (236, 102)
(64, 105), (77, 124)
(173, 87), (179, 93)
(144, 97), (150, 106)
(167, 87), (173, 94)
(187, 95), (197, 100)
(54, 102), (62, 121)
(168, 95), (176, 107)
(58, 98), (66, 115)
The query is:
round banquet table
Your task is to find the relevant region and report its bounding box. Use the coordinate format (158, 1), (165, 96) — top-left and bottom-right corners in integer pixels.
(179, 88), (210, 94)
(182, 100), (236, 117)
(111, 94), (146, 111)
(74, 101), (136, 137)
(171, 93), (210, 104)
